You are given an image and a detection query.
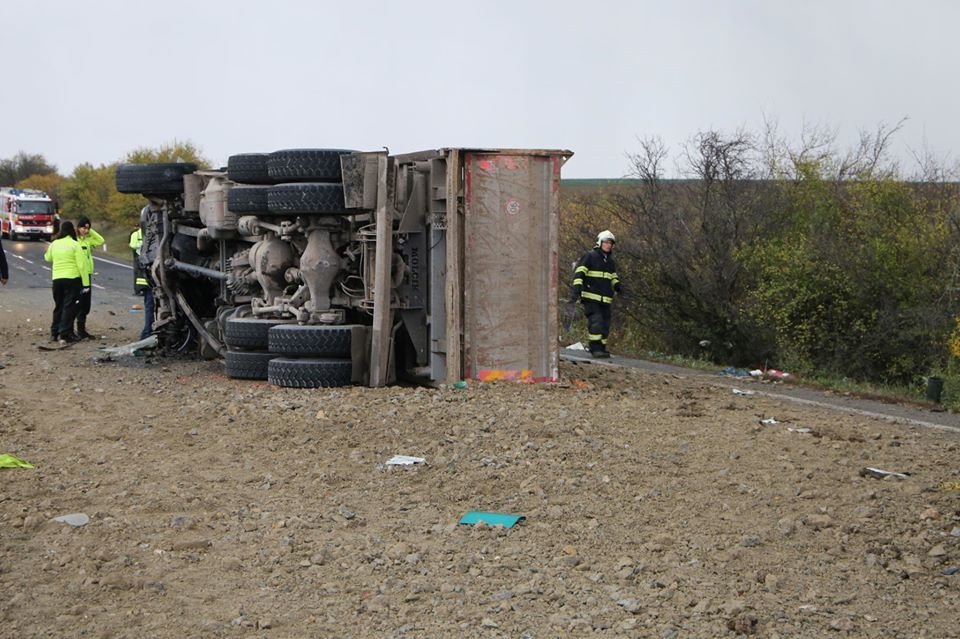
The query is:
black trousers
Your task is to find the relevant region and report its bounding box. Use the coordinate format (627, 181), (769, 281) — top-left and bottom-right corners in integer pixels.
(583, 301), (612, 352)
(76, 281), (92, 332)
(51, 278), (82, 339)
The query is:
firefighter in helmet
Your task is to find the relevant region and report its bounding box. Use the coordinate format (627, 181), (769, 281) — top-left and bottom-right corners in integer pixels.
(571, 230), (622, 358)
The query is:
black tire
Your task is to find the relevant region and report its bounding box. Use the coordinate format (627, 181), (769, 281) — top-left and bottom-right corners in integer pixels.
(227, 153), (272, 184)
(267, 183), (347, 215)
(268, 324), (356, 357)
(268, 357), (352, 388)
(267, 149), (353, 183)
(224, 350), (275, 380)
(115, 163), (197, 195)
(224, 315), (293, 350)
(227, 186), (270, 213)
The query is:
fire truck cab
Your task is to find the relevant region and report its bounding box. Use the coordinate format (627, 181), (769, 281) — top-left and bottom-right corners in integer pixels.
(0, 187), (57, 241)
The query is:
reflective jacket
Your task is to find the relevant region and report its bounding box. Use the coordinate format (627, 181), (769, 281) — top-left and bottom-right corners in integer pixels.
(78, 228), (105, 280)
(44, 237), (88, 286)
(572, 247), (621, 305)
(129, 228), (143, 253)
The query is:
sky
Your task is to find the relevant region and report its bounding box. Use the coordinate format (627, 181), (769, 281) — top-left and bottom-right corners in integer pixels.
(4, 0), (959, 179)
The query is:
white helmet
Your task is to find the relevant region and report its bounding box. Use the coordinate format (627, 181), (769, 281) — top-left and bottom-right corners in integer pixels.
(596, 230), (616, 245)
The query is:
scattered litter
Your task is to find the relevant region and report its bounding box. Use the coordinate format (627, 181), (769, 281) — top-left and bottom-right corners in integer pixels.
(941, 481), (960, 492)
(760, 418), (779, 425)
(51, 513), (90, 527)
(459, 511), (526, 529)
(764, 369), (791, 381)
(943, 566), (960, 576)
(565, 341), (587, 351)
(453, 380), (468, 389)
(131, 304), (144, 311)
(749, 369), (763, 378)
(787, 427), (813, 434)
(860, 467), (910, 480)
(720, 367), (751, 378)
(385, 455), (426, 466)
(96, 335), (158, 361)
(0, 454), (34, 469)
(732, 389), (755, 396)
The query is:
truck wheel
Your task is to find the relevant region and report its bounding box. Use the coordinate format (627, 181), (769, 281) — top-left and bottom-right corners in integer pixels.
(224, 350), (275, 380)
(267, 149), (353, 183)
(268, 324), (356, 357)
(267, 183), (347, 215)
(116, 163), (198, 195)
(268, 357), (352, 388)
(224, 315), (293, 350)
(227, 186), (270, 213)
(227, 153), (272, 184)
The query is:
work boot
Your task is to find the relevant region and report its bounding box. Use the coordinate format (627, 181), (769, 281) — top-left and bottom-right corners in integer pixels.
(77, 331), (94, 340)
(592, 350), (611, 359)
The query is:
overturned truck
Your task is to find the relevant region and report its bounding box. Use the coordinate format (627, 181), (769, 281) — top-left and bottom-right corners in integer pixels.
(116, 148), (572, 388)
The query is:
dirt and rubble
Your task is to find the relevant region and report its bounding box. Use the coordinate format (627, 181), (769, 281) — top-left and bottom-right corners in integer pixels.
(1, 303), (959, 638)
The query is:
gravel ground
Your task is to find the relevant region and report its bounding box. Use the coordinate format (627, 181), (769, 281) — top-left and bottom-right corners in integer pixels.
(1, 294), (959, 638)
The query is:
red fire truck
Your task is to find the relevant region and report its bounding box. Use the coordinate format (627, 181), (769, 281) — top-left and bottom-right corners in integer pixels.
(0, 187), (57, 241)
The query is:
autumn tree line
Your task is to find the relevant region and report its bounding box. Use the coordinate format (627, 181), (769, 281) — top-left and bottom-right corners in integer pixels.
(562, 123), (960, 388)
(0, 142), (208, 228)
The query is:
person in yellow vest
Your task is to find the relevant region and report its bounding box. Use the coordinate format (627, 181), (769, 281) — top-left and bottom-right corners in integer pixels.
(74, 216), (105, 339)
(43, 221), (87, 345)
(129, 227), (148, 294)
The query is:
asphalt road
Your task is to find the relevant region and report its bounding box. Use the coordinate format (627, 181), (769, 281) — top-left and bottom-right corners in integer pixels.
(0, 236), (142, 320)
(562, 348), (960, 435)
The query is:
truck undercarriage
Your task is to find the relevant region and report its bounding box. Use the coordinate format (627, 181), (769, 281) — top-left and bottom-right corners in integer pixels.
(117, 147), (571, 388)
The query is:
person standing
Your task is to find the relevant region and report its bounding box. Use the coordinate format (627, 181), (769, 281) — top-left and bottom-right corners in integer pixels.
(43, 221), (86, 345)
(0, 234), (8, 286)
(571, 230), (622, 358)
(74, 216), (105, 339)
(129, 226), (148, 294)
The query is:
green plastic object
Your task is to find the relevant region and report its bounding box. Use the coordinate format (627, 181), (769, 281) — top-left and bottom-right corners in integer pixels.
(459, 511), (525, 528)
(0, 454), (34, 469)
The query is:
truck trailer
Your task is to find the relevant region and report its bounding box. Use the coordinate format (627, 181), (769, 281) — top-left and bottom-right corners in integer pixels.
(116, 147), (572, 388)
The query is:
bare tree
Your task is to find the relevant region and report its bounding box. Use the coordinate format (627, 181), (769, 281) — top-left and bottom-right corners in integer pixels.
(0, 151), (58, 186)
(610, 129), (777, 362)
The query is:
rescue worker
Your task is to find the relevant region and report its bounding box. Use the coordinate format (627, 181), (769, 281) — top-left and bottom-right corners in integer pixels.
(74, 215), (105, 339)
(571, 230), (622, 358)
(44, 221), (87, 345)
(129, 227), (148, 294)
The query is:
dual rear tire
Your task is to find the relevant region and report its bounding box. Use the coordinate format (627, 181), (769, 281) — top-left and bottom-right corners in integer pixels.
(223, 316), (355, 388)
